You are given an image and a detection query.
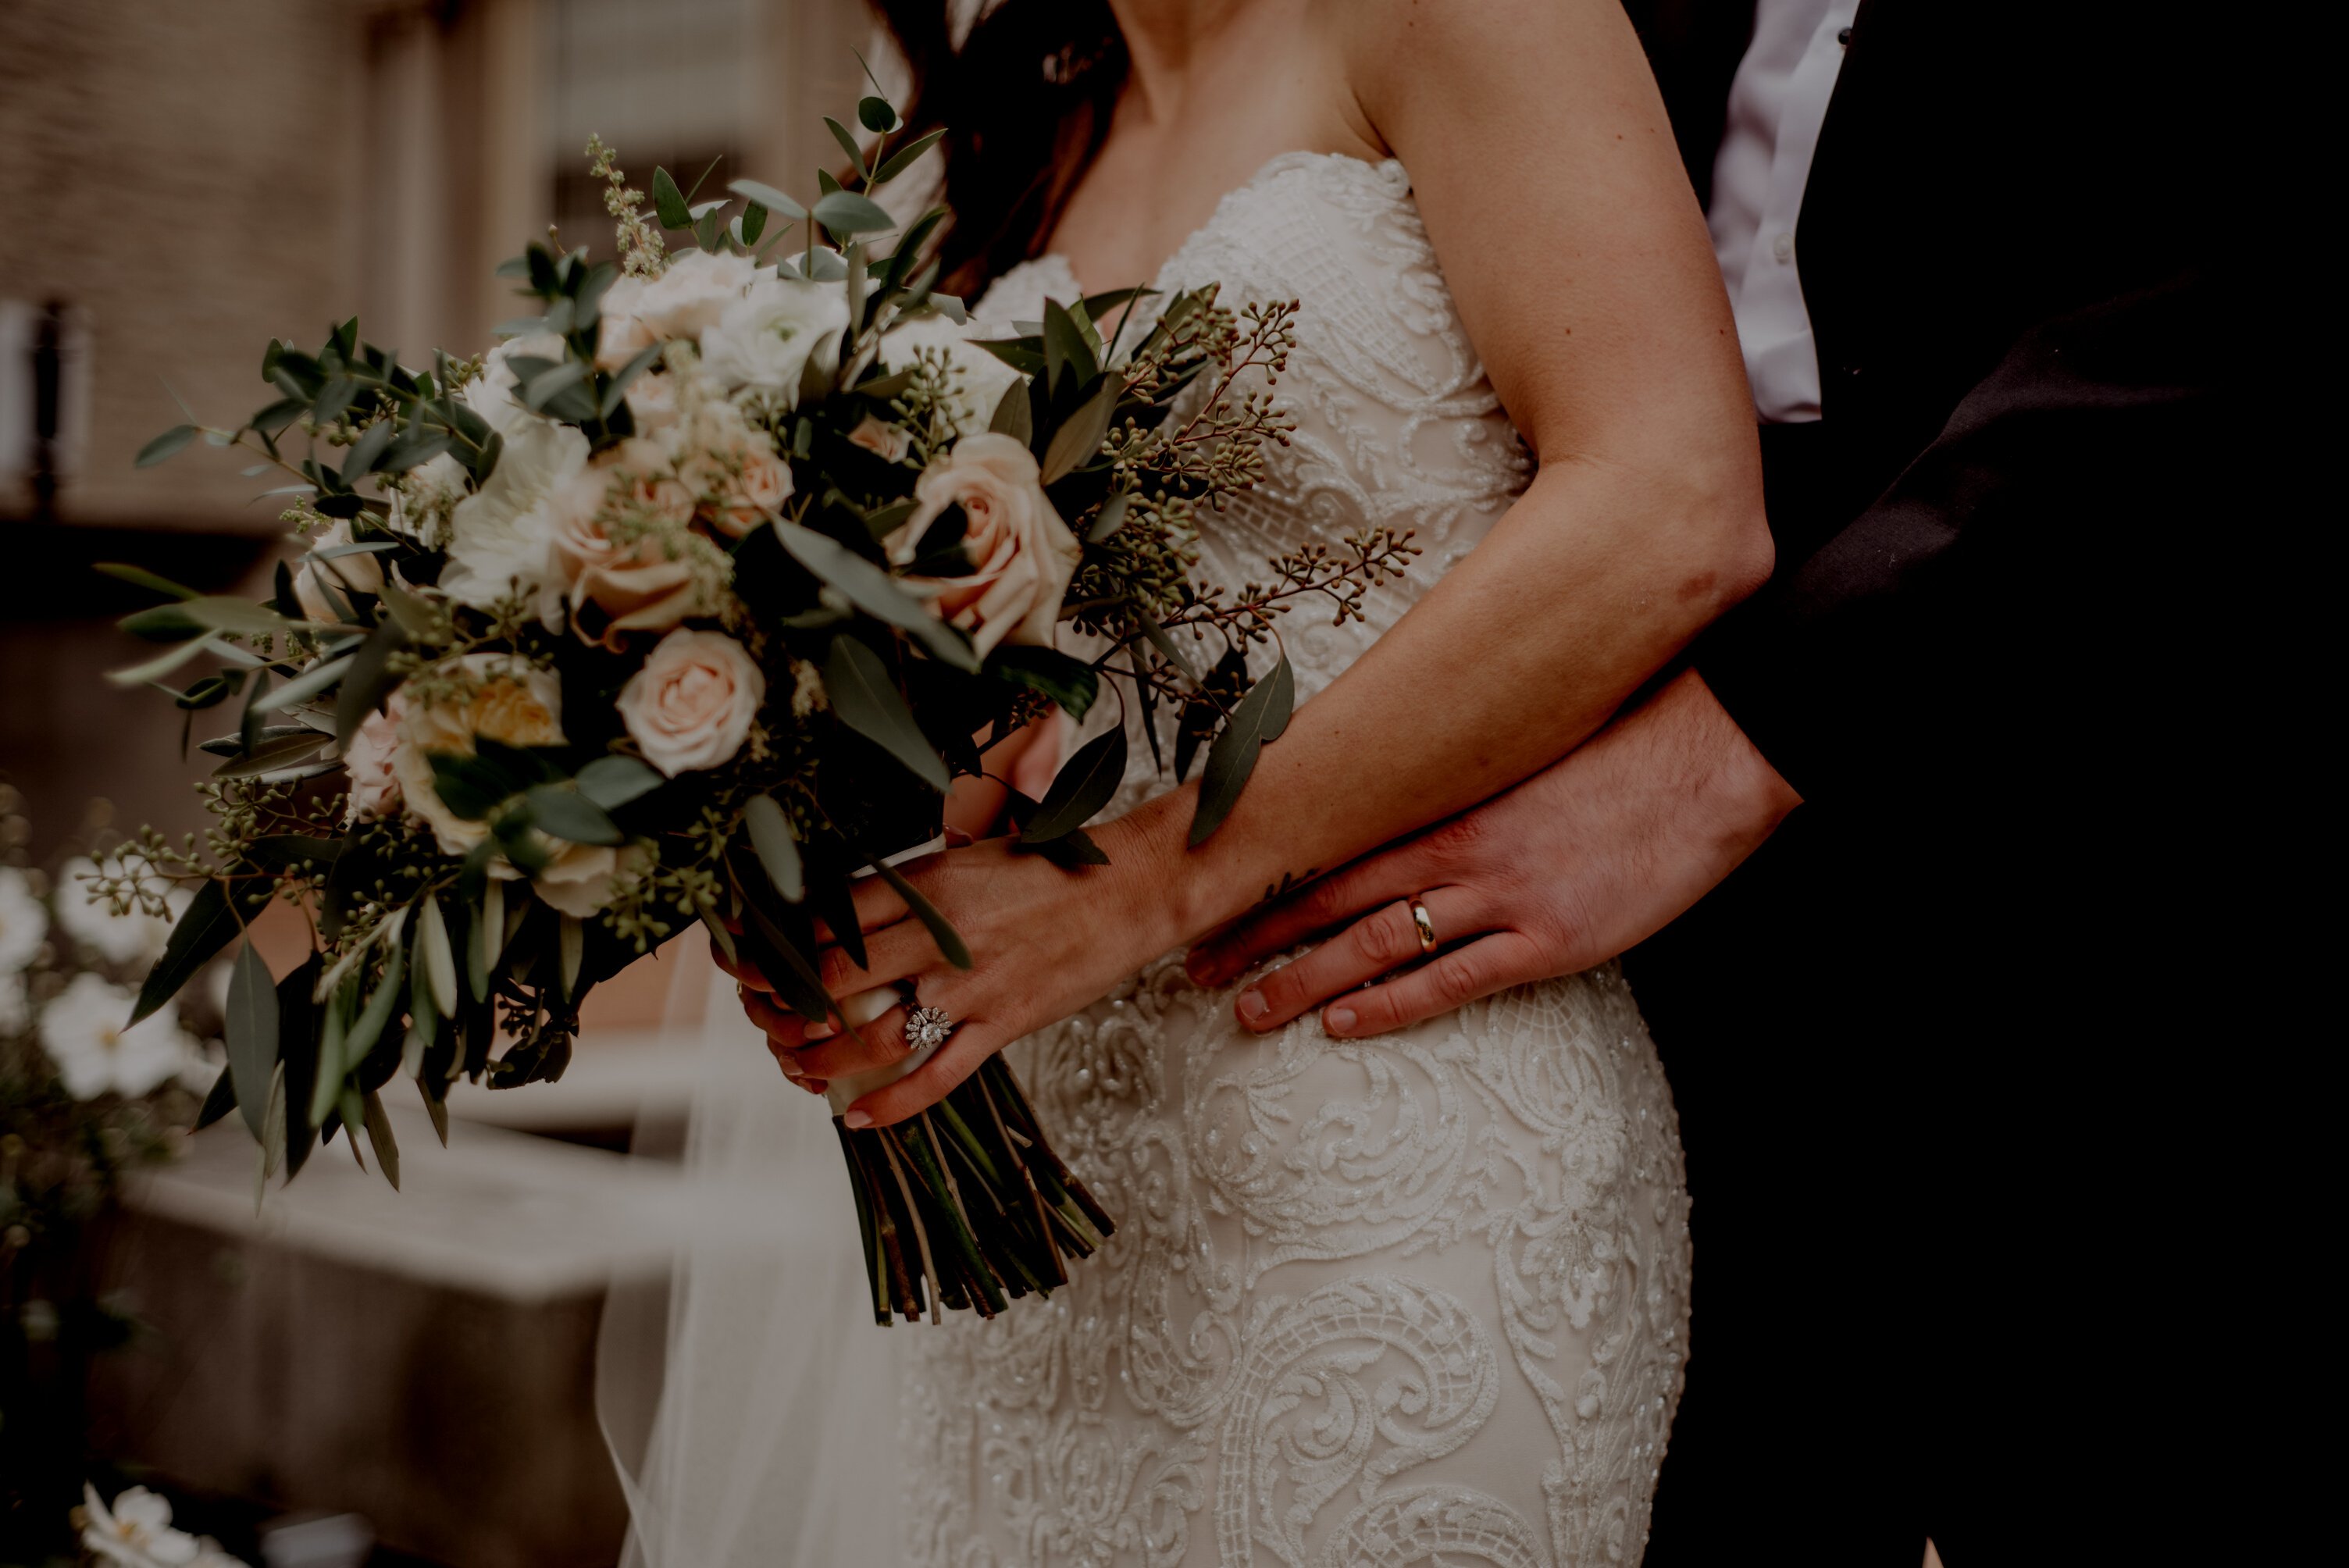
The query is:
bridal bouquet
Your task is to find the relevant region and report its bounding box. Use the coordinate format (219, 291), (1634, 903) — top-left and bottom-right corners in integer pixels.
(94, 87), (1414, 1324)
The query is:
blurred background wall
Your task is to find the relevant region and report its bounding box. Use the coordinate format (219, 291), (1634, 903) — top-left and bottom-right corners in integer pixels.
(0, 2), (879, 1562)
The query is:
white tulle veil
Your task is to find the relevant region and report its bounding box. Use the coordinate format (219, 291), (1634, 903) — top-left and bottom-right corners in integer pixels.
(597, 932), (900, 1566)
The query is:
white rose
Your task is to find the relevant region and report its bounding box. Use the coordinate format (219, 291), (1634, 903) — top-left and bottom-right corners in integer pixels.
(53, 856), (187, 968)
(601, 250), (756, 365)
(463, 331), (565, 436)
(292, 520), (385, 622)
(700, 272), (850, 399)
(616, 629), (765, 775)
(439, 414), (590, 610)
(882, 433), (1082, 657)
(531, 838), (651, 919)
(878, 310), (1024, 435)
(0, 865), (48, 976)
(341, 698), (405, 821)
(388, 655), (566, 856)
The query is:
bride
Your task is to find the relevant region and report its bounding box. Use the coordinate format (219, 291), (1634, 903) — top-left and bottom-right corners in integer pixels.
(608, 1), (1769, 1563)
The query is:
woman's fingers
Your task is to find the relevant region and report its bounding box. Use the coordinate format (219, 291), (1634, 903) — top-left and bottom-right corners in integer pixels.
(842, 1020), (1002, 1129)
(816, 919), (936, 997)
(1232, 886), (1482, 1032)
(739, 985), (814, 1051)
(1319, 930), (1553, 1039)
(846, 865), (914, 934)
(784, 1003), (914, 1082)
(711, 940), (773, 993)
(1186, 841), (1438, 988)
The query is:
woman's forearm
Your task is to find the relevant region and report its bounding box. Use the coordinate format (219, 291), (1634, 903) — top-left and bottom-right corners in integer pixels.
(1099, 454), (1770, 950)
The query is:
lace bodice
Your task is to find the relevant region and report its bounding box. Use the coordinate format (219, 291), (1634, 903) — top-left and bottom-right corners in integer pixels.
(904, 153), (1689, 1568)
(974, 152), (1534, 807)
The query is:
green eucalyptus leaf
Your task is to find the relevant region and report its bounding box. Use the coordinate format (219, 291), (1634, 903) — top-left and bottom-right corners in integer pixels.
(812, 190), (895, 237)
(870, 857), (971, 970)
(576, 754), (664, 810)
(823, 116), (864, 169)
(729, 178), (807, 221)
(1189, 654), (1295, 846)
(743, 793), (805, 902)
(874, 127), (946, 186)
(137, 425), (199, 467)
(824, 635), (951, 792)
(772, 521), (978, 670)
(857, 95), (897, 134)
(1040, 376), (1119, 483)
(1020, 729), (1125, 843)
(226, 939), (280, 1142)
(94, 562), (199, 600)
(989, 645), (1097, 718)
(131, 878), (238, 1025)
(522, 784), (624, 846)
(652, 166), (691, 229)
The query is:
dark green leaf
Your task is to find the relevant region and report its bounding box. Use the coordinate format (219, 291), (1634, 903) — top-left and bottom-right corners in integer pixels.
(1040, 376), (1119, 483)
(226, 939), (280, 1141)
(806, 871), (868, 972)
(94, 561), (199, 600)
(428, 753), (513, 821)
(871, 856), (971, 969)
(1021, 729), (1125, 843)
(988, 644), (1097, 718)
(600, 342), (667, 417)
(651, 166), (691, 229)
(857, 94), (897, 133)
(873, 127), (946, 186)
(1041, 299), (1096, 395)
(212, 731), (329, 779)
(1175, 644), (1249, 783)
(989, 380), (1033, 444)
(1189, 654), (1295, 846)
(1133, 606), (1200, 686)
(334, 619), (408, 746)
(822, 116), (864, 169)
(362, 1090), (400, 1191)
(825, 635), (951, 791)
(1035, 825), (1111, 868)
(576, 754), (664, 810)
(131, 878), (238, 1025)
(343, 417), (395, 479)
(743, 793), (805, 902)
(736, 892), (831, 1023)
(137, 425), (198, 467)
(523, 784), (624, 845)
(1086, 490), (1130, 543)
(812, 190), (895, 237)
(194, 1064), (238, 1131)
(773, 521), (978, 670)
(729, 177), (807, 221)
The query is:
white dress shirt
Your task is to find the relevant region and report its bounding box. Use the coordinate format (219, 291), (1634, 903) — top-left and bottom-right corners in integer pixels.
(1708, 0), (1862, 423)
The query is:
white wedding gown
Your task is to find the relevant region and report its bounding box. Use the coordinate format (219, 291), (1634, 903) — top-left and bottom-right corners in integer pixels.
(604, 151), (1691, 1568)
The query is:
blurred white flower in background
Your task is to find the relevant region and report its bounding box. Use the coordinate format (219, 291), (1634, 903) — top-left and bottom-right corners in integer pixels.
(52, 855), (187, 968)
(1, 970), (28, 1034)
(39, 972), (202, 1099)
(1, 864), (48, 975)
(80, 1483), (250, 1568)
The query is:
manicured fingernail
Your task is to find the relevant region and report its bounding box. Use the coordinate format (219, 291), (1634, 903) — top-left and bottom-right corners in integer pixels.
(1235, 989), (1267, 1025)
(797, 1078), (825, 1096)
(1325, 1007), (1356, 1035)
(843, 1110), (873, 1129)
(1185, 950), (1220, 985)
(805, 1021), (836, 1041)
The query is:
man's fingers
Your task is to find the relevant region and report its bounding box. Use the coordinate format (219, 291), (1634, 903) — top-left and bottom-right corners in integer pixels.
(1321, 931), (1554, 1039)
(1187, 846), (1436, 987)
(1233, 887), (1483, 1033)
(843, 1022), (1001, 1128)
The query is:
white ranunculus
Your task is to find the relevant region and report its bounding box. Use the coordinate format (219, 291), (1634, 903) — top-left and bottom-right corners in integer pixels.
(602, 250), (757, 367)
(700, 272), (850, 398)
(387, 451), (468, 547)
(40, 973), (201, 1100)
(439, 414), (590, 610)
(878, 310), (1025, 435)
(462, 331), (565, 436)
(80, 1483), (246, 1568)
(53, 856), (187, 968)
(616, 629), (765, 775)
(883, 433), (1082, 657)
(0, 865), (46, 976)
(388, 654), (567, 857)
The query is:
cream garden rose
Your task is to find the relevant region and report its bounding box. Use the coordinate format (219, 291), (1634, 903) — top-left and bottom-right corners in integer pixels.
(617, 629), (765, 775)
(540, 443), (725, 650)
(882, 433), (1082, 657)
(388, 655), (566, 855)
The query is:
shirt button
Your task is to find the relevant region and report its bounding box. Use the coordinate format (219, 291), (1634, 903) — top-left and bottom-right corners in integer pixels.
(1772, 233), (1794, 263)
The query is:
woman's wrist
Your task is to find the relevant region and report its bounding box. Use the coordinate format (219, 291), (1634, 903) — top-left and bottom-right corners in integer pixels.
(1093, 786), (1224, 957)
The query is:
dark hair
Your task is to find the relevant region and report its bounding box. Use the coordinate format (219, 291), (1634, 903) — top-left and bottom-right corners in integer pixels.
(868, 1), (1129, 300)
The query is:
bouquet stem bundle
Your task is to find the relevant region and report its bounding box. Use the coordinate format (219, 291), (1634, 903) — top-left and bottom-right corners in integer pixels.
(836, 1057), (1112, 1324)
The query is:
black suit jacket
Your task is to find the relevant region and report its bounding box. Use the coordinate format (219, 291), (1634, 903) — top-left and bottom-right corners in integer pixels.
(1609, 5), (2253, 1561)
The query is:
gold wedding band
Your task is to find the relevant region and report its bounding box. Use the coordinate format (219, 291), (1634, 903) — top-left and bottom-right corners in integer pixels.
(1407, 896), (1438, 955)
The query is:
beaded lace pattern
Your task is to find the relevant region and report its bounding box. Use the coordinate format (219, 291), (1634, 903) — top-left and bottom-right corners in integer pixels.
(904, 153), (1692, 1568)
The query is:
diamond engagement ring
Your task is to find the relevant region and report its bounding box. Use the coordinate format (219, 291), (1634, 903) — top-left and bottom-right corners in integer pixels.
(903, 1006), (955, 1052)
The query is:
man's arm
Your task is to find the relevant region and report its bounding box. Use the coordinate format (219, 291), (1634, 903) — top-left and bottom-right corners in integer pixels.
(1190, 268), (2232, 1034)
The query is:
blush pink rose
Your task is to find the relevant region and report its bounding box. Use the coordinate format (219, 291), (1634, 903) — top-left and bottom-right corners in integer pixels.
(616, 629), (765, 775)
(881, 433), (1082, 657)
(341, 697), (406, 821)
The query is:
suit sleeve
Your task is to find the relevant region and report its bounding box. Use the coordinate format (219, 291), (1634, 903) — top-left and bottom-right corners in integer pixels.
(1692, 267), (2235, 803)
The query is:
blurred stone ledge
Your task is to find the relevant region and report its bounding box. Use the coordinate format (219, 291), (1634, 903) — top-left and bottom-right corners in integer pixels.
(87, 1041), (709, 1568)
